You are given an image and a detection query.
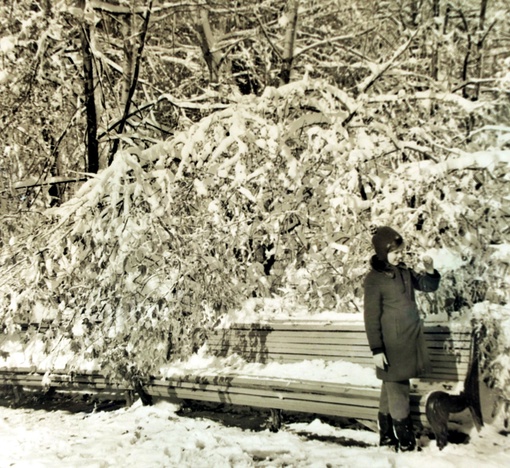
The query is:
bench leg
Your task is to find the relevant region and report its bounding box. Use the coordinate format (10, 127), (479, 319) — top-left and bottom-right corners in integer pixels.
(268, 409), (282, 433)
(125, 390), (135, 407)
(12, 385), (24, 405)
(134, 379), (153, 406)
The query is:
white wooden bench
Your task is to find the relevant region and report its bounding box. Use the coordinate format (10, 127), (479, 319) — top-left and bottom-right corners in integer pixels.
(0, 321), (480, 443)
(148, 322), (477, 433)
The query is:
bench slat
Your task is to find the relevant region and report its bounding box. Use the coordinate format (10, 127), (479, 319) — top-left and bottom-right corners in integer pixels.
(206, 342), (470, 357)
(152, 380), (380, 408)
(221, 322), (470, 334)
(0, 371), (127, 390)
(208, 331), (471, 344)
(206, 347), (469, 370)
(147, 384), (381, 421)
(155, 375), (380, 396)
(207, 335), (471, 349)
(0, 373), (43, 382)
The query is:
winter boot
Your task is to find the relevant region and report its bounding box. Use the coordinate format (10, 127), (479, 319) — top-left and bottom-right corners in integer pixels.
(378, 412), (398, 449)
(393, 416), (416, 452)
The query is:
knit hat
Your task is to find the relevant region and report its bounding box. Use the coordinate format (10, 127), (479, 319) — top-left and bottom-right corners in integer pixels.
(371, 226), (404, 261)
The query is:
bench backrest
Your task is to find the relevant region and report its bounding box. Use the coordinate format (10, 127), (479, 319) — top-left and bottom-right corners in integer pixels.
(207, 322), (471, 382)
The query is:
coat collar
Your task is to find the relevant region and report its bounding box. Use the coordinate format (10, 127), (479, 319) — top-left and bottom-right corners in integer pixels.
(370, 255), (408, 277)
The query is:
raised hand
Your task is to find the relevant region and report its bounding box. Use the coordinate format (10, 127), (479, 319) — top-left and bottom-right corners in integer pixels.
(423, 255), (434, 274)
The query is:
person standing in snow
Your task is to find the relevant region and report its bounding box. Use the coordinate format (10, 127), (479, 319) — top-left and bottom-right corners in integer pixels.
(363, 226), (441, 451)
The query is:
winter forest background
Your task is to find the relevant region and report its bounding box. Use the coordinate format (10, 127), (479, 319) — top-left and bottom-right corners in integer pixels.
(0, 0), (509, 418)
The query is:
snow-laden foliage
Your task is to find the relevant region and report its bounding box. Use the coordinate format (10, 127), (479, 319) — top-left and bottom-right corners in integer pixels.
(0, 79), (509, 395)
(471, 302), (510, 414)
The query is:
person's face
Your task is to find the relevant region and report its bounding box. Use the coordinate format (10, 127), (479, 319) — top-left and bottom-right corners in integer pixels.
(387, 245), (404, 266)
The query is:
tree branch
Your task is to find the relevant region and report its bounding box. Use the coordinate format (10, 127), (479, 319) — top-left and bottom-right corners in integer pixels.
(254, 11), (282, 60)
(294, 28), (375, 59)
(195, 7), (223, 83)
(357, 29), (419, 94)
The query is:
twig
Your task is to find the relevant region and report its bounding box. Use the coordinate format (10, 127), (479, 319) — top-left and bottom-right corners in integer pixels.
(254, 11), (282, 60)
(342, 31), (419, 126)
(357, 29), (419, 95)
(294, 28), (375, 59)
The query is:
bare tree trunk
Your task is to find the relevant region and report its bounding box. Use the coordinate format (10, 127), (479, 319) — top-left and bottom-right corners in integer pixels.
(80, 10), (99, 174)
(458, 9), (472, 99)
(108, 1), (153, 165)
(473, 0), (489, 100)
(43, 0), (52, 18)
(430, 0), (441, 81)
(279, 0), (299, 86)
(409, 0), (422, 27)
(121, 11), (135, 116)
(458, 0), (491, 101)
(195, 8), (222, 84)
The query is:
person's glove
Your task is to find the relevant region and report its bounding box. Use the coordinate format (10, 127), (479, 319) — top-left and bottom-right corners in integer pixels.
(423, 255), (435, 274)
(373, 352), (388, 370)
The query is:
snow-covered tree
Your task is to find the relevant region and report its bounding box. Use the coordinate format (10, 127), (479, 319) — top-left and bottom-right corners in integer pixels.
(1, 78), (508, 395)
(0, 0), (509, 413)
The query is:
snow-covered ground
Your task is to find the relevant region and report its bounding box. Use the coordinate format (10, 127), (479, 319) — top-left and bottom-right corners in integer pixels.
(1, 398), (509, 468)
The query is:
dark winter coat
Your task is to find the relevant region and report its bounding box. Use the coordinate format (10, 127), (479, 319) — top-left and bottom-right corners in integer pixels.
(363, 256), (441, 382)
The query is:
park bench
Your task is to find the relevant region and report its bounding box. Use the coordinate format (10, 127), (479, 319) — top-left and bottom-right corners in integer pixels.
(0, 320), (481, 443)
(147, 321), (480, 434)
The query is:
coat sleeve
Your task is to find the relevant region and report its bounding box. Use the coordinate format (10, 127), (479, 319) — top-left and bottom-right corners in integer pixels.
(410, 269), (441, 292)
(363, 273), (384, 355)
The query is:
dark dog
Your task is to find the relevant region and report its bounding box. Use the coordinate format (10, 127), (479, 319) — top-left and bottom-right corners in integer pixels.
(426, 391), (468, 449)
(426, 330), (484, 449)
